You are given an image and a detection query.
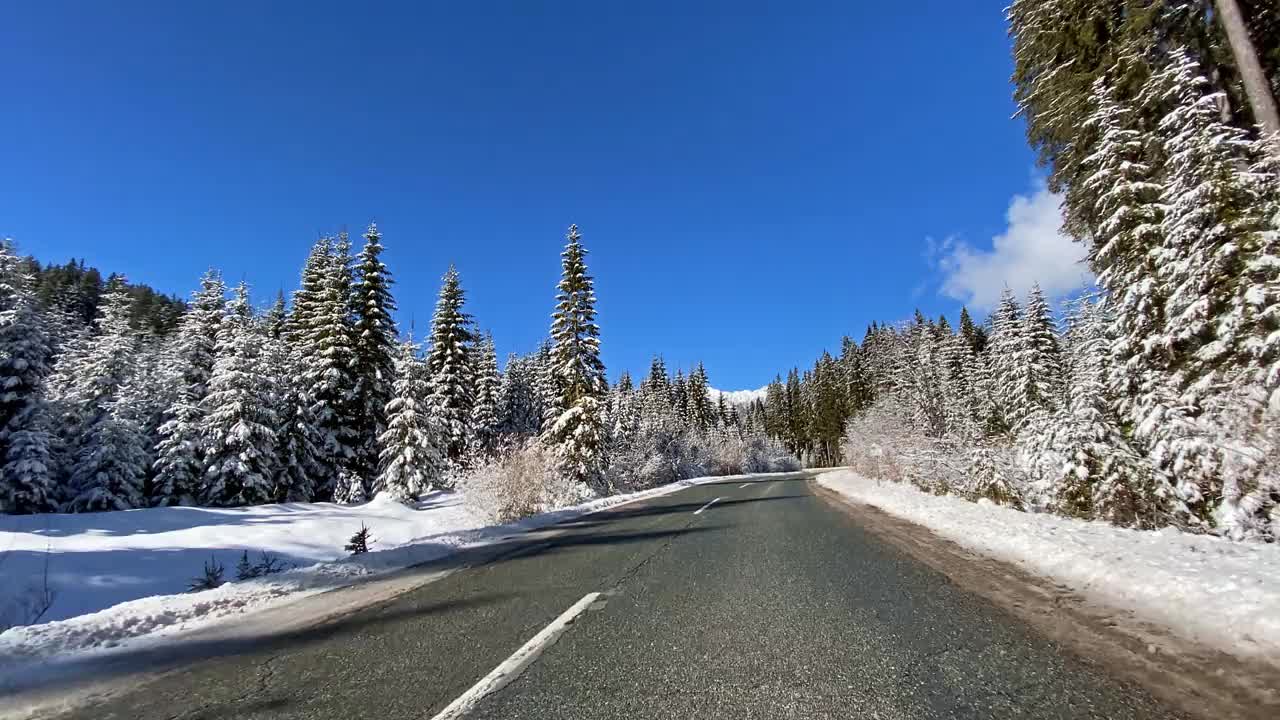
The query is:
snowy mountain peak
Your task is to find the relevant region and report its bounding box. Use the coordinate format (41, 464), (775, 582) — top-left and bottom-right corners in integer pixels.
(707, 387), (767, 405)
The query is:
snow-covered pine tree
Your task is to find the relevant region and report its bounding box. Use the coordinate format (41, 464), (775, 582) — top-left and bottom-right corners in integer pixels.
(350, 223), (399, 493)
(63, 279), (147, 511)
(296, 236), (361, 500)
(378, 336), (444, 501)
(1144, 50), (1279, 536)
(638, 356), (677, 434)
(808, 352), (849, 465)
(117, 338), (172, 498)
(469, 332), (501, 459)
(1, 406), (55, 513)
(200, 283), (279, 507)
(686, 363), (715, 433)
(670, 369), (689, 429)
(986, 289), (1022, 433)
(0, 250), (56, 513)
(957, 306), (986, 353)
(1079, 72), (1169, 424)
(531, 339), (559, 430)
(0, 248), (50, 434)
(938, 329), (978, 441)
(894, 317), (947, 439)
(152, 269), (227, 506)
(65, 398), (149, 512)
(543, 225), (608, 490)
(1011, 284), (1064, 425)
(424, 265), (477, 471)
(273, 344), (324, 503)
(606, 370), (641, 445)
(497, 352), (544, 437)
(1019, 301), (1178, 527)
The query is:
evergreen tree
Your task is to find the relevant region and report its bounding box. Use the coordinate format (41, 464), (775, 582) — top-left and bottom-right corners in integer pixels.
(987, 289), (1023, 433)
(1011, 284), (1065, 425)
(350, 223), (399, 491)
(543, 225), (608, 490)
(378, 337), (444, 500)
(469, 332), (501, 458)
(200, 283), (279, 507)
(0, 250), (55, 513)
(1140, 51), (1279, 534)
(498, 352), (544, 437)
(66, 398), (148, 512)
(63, 280), (146, 511)
(958, 306), (986, 353)
(294, 237), (360, 500)
(152, 270), (226, 506)
(424, 265), (476, 469)
(670, 369), (689, 428)
(686, 362), (715, 432)
(639, 356), (677, 433)
(273, 347), (324, 503)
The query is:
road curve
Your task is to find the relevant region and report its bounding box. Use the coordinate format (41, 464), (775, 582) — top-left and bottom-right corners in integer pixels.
(31, 474), (1184, 720)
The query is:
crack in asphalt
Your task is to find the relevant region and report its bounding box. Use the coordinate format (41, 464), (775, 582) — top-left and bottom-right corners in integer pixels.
(608, 513), (702, 592)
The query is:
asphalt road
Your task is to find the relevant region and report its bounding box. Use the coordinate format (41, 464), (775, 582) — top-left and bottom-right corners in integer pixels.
(45, 474), (1183, 720)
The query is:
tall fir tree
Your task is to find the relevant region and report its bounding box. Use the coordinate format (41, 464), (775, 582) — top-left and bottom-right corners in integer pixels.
(298, 236), (361, 500)
(686, 362), (715, 433)
(378, 336), (444, 500)
(0, 249), (55, 513)
(544, 225), (608, 490)
(497, 352), (544, 437)
(350, 223), (398, 493)
(152, 270), (226, 506)
(425, 265), (477, 469)
(1012, 284), (1065, 425)
(469, 332), (501, 458)
(200, 283), (279, 507)
(64, 280), (148, 511)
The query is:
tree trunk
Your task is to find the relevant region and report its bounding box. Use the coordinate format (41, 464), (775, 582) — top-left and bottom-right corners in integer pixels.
(1215, 0), (1280, 149)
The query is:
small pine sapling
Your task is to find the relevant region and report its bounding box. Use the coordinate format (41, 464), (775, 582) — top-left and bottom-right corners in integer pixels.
(236, 550), (287, 580)
(188, 555), (226, 592)
(345, 524), (374, 555)
(235, 550), (256, 581)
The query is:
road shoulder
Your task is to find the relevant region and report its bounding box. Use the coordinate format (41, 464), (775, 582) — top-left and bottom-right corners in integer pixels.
(811, 479), (1280, 720)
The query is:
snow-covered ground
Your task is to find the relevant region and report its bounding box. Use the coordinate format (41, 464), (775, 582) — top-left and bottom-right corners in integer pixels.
(817, 470), (1280, 663)
(0, 476), (724, 670)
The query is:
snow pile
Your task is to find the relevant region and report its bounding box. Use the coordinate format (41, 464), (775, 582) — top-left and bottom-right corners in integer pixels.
(817, 470), (1280, 662)
(0, 476), (720, 667)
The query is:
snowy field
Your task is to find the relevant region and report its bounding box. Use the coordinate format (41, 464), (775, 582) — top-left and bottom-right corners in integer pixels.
(0, 476), (728, 670)
(817, 470), (1280, 663)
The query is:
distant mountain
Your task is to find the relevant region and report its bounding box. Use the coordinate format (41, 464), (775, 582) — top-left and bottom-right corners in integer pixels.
(708, 387), (767, 405)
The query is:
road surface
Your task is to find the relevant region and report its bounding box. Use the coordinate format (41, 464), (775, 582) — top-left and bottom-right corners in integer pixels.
(30, 474), (1186, 719)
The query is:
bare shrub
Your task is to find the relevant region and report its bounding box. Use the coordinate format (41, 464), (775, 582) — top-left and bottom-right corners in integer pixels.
(0, 544), (57, 631)
(462, 440), (585, 524)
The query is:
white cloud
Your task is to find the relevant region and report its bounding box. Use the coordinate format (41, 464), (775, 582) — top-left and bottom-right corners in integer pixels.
(934, 182), (1092, 311)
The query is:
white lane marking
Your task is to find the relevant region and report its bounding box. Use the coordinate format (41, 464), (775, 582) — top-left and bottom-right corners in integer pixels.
(738, 482), (751, 489)
(429, 592), (602, 720)
(694, 497), (722, 515)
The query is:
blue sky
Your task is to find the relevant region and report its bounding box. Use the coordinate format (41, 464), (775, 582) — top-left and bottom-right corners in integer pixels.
(0, 1), (1089, 390)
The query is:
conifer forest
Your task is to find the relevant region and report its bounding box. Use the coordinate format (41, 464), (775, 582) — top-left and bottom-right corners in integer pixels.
(2, 0), (1279, 549)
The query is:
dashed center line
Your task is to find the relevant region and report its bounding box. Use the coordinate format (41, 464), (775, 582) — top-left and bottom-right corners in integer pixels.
(428, 592), (601, 720)
(694, 497), (722, 515)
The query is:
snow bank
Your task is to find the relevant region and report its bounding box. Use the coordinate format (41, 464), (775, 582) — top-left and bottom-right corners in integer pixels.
(0, 476), (722, 668)
(817, 470), (1280, 662)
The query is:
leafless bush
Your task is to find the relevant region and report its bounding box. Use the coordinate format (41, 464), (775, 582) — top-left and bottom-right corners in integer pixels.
(462, 440), (585, 523)
(0, 544), (57, 631)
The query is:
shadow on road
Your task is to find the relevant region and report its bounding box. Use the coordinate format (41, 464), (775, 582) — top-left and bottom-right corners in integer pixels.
(3, 481), (802, 705)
